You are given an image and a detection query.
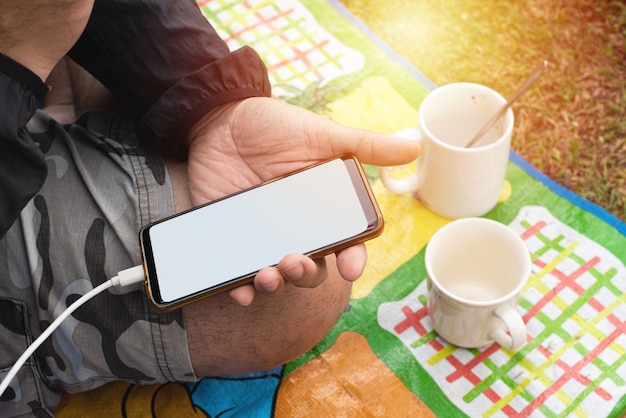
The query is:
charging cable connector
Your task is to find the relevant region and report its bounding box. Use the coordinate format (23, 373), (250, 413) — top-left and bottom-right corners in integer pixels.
(0, 265), (145, 399)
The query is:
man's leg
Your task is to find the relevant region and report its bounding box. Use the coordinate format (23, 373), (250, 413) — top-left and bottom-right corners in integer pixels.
(0, 110), (190, 416)
(183, 259), (351, 376)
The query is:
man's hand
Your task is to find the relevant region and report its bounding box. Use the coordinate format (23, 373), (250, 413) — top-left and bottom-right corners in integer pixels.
(185, 97), (421, 305)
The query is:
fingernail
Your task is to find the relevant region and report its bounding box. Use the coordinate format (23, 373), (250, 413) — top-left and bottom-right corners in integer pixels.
(257, 279), (280, 294)
(282, 262), (305, 281)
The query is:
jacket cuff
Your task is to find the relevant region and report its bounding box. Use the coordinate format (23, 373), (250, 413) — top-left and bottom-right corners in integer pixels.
(137, 46), (271, 159)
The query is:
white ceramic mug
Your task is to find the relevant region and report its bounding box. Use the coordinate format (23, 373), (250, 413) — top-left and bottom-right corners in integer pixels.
(379, 82), (514, 219)
(425, 218), (530, 350)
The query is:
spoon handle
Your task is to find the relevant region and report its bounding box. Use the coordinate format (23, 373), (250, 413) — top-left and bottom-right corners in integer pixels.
(465, 60), (548, 148)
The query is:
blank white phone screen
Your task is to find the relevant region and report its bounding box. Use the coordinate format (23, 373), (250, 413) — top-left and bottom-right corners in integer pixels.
(148, 159), (368, 302)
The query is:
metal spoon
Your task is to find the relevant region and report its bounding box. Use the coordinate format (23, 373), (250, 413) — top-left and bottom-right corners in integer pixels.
(465, 60), (548, 148)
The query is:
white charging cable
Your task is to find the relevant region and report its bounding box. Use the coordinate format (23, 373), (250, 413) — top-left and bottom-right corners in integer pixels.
(0, 265), (145, 399)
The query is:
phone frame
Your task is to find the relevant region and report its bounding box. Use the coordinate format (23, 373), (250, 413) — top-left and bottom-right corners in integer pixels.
(139, 155), (383, 312)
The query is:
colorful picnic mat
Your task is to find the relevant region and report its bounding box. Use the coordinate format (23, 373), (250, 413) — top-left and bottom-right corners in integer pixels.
(57, 0), (626, 416)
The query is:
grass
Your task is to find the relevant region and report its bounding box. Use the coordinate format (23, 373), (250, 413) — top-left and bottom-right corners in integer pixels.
(341, 0), (625, 221)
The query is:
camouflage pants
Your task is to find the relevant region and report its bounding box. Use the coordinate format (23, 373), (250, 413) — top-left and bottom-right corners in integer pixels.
(0, 111), (195, 417)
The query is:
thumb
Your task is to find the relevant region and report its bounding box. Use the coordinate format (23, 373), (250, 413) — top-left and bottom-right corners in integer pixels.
(319, 119), (421, 167)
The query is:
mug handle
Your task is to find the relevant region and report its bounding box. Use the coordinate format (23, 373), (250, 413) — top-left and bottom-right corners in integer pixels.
(488, 306), (527, 350)
(378, 128), (422, 194)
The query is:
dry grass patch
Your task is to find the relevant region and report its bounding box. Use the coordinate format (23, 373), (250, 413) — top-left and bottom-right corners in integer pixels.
(343, 0), (625, 220)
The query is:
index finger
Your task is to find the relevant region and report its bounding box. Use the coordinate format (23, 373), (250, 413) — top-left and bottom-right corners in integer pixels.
(318, 119), (421, 167)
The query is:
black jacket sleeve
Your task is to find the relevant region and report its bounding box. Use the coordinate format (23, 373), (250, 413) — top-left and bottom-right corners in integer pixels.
(68, 0), (272, 157)
(0, 54), (51, 237)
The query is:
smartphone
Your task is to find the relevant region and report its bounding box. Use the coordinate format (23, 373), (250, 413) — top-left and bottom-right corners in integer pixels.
(139, 155), (383, 311)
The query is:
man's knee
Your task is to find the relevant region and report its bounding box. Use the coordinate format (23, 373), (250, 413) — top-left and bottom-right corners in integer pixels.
(183, 256), (352, 376)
